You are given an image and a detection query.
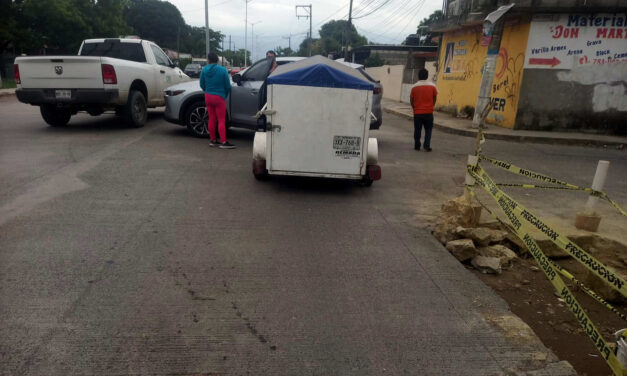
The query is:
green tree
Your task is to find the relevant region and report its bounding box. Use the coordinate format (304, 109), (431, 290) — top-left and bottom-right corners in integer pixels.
(125, 0), (222, 55)
(404, 10), (443, 46)
(125, 0), (186, 48)
(297, 38), (323, 57)
(180, 26), (223, 57)
(419, 10), (443, 26)
(297, 20), (368, 57)
(319, 20), (367, 52)
(20, 0), (94, 53)
(364, 52), (384, 67)
(274, 46), (295, 57)
(0, 0), (21, 53)
(2, 0), (131, 54)
(92, 0), (132, 39)
(223, 49), (250, 67)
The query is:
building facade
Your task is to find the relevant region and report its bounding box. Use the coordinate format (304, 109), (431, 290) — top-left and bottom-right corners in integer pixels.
(432, 0), (627, 134)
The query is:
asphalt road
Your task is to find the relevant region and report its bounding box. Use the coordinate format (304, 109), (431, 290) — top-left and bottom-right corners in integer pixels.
(1, 95), (624, 375)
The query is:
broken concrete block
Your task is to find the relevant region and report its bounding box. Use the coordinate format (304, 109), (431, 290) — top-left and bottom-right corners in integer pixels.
(433, 217), (464, 245)
(471, 255), (502, 274)
(440, 195), (482, 228)
(477, 244), (518, 265)
(433, 195), (482, 245)
(445, 239), (476, 262)
(456, 227), (508, 246)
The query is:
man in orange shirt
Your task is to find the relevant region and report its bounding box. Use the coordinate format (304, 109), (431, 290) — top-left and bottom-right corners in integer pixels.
(409, 69), (438, 151)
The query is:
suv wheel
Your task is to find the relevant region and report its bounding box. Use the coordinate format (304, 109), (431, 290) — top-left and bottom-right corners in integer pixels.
(185, 100), (209, 138)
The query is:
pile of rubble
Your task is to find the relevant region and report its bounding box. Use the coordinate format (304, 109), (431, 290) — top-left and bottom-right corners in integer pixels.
(433, 195), (627, 303)
(433, 195), (516, 274)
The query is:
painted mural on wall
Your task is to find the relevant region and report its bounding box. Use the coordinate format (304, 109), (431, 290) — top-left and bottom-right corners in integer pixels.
(435, 21), (530, 128)
(525, 13), (627, 113)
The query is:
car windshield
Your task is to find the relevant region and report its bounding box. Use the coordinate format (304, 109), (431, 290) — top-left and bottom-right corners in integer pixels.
(185, 64), (200, 70)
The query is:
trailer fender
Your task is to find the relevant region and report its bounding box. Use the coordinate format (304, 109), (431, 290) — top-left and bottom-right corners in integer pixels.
(253, 131), (267, 160)
(367, 137), (378, 165)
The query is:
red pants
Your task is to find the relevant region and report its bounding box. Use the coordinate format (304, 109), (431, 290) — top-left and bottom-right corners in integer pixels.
(204, 93), (227, 143)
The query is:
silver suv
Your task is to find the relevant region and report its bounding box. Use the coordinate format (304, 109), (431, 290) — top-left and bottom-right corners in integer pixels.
(164, 57), (382, 137)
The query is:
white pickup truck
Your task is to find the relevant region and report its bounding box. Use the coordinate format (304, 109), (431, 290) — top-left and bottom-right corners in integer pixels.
(14, 38), (190, 127)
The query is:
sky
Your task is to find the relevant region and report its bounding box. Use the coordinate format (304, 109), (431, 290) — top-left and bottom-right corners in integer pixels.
(168, 0), (442, 61)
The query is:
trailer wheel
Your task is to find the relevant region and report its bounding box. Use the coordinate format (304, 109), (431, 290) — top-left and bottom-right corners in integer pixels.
(124, 90), (147, 128)
(40, 105), (71, 127)
(253, 159), (268, 180)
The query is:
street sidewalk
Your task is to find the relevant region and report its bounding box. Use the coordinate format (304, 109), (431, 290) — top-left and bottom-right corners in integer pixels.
(383, 98), (626, 148)
(0, 88), (16, 97)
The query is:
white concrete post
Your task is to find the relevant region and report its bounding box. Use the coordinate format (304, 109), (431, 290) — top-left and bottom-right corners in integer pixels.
(575, 160), (609, 231)
(585, 160), (610, 214)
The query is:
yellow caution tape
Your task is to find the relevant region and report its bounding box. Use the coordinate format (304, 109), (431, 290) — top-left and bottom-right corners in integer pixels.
(496, 183), (584, 191)
(551, 261), (627, 322)
(466, 187), (627, 323)
(466, 168), (626, 375)
(479, 155), (627, 217)
(469, 166), (627, 298)
(480, 155), (581, 188)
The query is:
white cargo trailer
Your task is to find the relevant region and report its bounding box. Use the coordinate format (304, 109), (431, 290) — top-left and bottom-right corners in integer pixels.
(252, 56), (381, 186)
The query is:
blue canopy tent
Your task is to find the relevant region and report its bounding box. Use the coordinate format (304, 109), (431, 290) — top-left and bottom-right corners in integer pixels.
(267, 63), (373, 91)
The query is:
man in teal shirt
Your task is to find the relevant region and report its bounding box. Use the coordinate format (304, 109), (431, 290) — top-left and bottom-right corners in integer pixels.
(200, 53), (233, 148)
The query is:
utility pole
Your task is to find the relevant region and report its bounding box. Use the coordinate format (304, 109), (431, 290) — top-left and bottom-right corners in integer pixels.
(221, 37), (225, 65)
(296, 5), (312, 56)
(229, 35), (232, 52)
(176, 25), (180, 62)
(244, 0), (252, 67)
(283, 34), (292, 51)
(472, 4), (515, 133)
(250, 21), (262, 62)
(346, 0), (353, 58)
(205, 0), (210, 58)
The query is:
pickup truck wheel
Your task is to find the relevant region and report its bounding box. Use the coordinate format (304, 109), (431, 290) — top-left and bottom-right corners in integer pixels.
(360, 177), (374, 187)
(185, 100), (209, 138)
(40, 105), (71, 127)
(124, 90), (147, 128)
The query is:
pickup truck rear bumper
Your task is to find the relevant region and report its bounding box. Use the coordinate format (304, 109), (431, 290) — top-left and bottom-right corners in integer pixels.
(16, 88), (119, 105)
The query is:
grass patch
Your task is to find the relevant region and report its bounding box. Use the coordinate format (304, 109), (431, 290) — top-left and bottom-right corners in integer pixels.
(2, 78), (16, 89)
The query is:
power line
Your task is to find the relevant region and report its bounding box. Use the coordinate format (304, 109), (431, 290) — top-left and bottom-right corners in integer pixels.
(314, 3), (349, 27)
(353, 0), (393, 19)
(367, 0), (417, 31)
(393, 0), (426, 39)
(354, 0), (425, 43)
(351, 0), (376, 16)
(351, 0), (378, 18)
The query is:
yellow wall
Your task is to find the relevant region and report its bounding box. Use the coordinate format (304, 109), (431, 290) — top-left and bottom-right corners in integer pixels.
(435, 21), (530, 128)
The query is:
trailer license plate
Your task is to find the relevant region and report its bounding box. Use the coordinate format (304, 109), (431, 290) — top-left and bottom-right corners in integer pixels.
(55, 90), (71, 100)
(333, 136), (361, 158)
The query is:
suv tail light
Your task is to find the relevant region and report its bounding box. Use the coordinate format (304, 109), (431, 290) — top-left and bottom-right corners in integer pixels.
(373, 87), (381, 95)
(101, 64), (117, 84)
(14, 64), (21, 84)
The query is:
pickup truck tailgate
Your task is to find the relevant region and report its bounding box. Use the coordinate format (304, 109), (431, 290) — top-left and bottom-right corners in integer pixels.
(16, 56), (105, 89)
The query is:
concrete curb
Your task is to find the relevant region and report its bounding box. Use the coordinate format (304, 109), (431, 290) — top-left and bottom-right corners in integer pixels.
(384, 107), (626, 149)
(0, 89), (16, 97)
